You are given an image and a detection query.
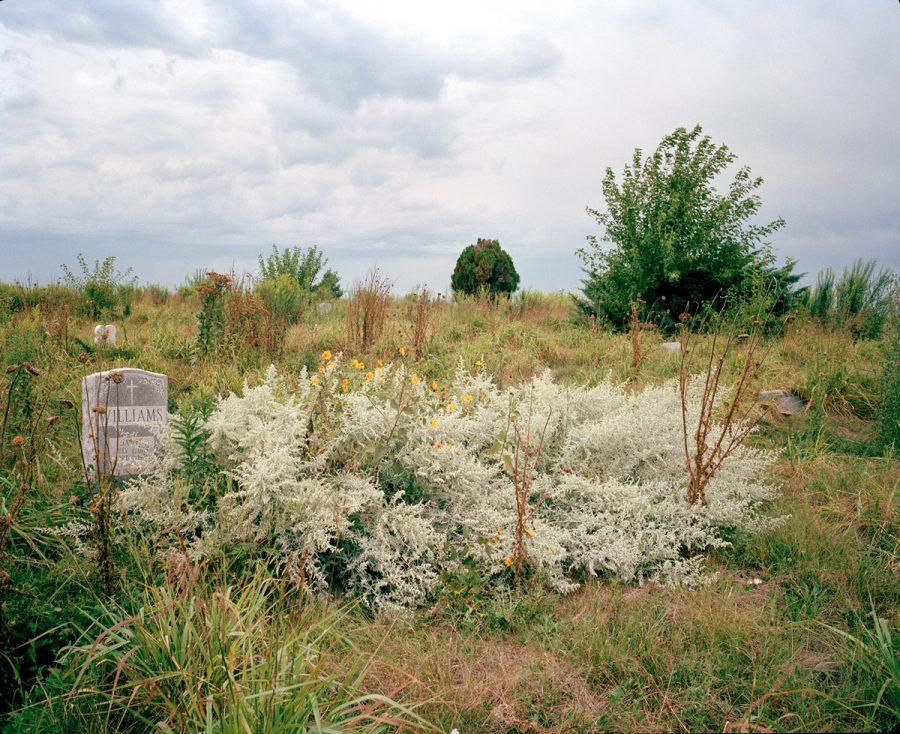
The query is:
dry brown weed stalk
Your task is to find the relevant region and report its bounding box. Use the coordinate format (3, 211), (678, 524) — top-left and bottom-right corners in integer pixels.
(503, 390), (552, 578)
(678, 307), (772, 506)
(346, 268), (391, 353)
(76, 369), (126, 597)
(407, 289), (435, 358)
(628, 297), (655, 371)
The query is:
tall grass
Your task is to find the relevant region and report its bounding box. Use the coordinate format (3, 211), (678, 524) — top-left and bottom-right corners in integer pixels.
(876, 315), (899, 454)
(803, 259), (897, 338)
(11, 569), (427, 732)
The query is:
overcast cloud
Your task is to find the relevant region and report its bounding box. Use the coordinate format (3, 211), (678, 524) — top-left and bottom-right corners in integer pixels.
(1, 0), (897, 291)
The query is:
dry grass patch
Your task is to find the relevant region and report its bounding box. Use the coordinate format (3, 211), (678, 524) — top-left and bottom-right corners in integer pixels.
(352, 623), (607, 733)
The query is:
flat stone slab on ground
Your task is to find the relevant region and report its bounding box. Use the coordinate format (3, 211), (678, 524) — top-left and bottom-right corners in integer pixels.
(81, 368), (168, 475)
(758, 389), (806, 415)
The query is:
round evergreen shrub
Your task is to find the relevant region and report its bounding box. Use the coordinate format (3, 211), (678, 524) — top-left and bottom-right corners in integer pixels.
(451, 239), (520, 298)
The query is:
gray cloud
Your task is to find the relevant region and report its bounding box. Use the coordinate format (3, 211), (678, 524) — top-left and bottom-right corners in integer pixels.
(0, 1), (896, 292)
(3, 1), (561, 108)
(0, 0), (202, 54)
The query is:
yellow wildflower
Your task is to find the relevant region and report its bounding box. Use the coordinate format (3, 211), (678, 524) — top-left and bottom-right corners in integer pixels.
(431, 380), (438, 391)
(463, 394), (473, 403)
(399, 347), (407, 357)
(352, 359), (364, 370)
(310, 376), (319, 386)
(341, 378), (349, 393)
(475, 358), (483, 367)
(525, 528), (535, 537)
(411, 373), (420, 385)
(547, 545), (556, 553)
(447, 402), (457, 412)
(503, 557), (513, 568)
(317, 365), (325, 374)
(376, 359), (383, 367)
(321, 350), (332, 361)
(326, 360), (334, 368)
(430, 417), (438, 428)
(364, 371), (374, 381)
(435, 443), (443, 452)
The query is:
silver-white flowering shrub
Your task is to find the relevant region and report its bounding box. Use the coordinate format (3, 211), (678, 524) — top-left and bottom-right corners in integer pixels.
(121, 357), (779, 610)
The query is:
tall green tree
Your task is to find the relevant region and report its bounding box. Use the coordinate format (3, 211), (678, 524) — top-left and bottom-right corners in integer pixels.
(451, 239), (520, 298)
(577, 125), (794, 330)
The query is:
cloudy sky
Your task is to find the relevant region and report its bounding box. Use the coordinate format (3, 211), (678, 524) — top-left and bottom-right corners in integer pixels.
(1, 1), (898, 291)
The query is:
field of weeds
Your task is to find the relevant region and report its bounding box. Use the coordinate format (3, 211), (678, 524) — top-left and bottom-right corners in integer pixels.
(0, 287), (896, 732)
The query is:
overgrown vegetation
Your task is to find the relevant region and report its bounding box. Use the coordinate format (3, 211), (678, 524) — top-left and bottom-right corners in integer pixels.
(0, 270), (896, 732)
(346, 268), (392, 353)
(257, 245), (342, 300)
(801, 258), (897, 339)
(577, 125), (801, 330)
(61, 254), (137, 320)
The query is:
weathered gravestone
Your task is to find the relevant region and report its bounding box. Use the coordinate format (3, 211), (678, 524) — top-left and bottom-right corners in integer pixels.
(93, 324), (117, 346)
(81, 368), (168, 475)
(660, 341), (681, 353)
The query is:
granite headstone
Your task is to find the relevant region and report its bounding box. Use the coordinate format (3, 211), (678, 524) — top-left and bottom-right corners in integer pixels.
(81, 368), (168, 475)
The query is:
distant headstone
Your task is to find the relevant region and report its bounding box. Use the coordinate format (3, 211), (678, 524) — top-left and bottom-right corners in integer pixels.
(317, 301), (333, 315)
(757, 389), (806, 416)
(93, 324), (117, 346)
(661, 341), (681, 353)
(81, 368), (168, 475)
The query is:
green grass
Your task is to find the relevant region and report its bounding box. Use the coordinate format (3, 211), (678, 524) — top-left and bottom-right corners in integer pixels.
(0, 288), (897, 732)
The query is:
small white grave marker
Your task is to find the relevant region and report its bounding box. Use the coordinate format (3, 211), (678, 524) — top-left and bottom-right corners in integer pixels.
(93, 324), (117, 346)
(661, 341), (681, 353)
(81, 368), (168, 475)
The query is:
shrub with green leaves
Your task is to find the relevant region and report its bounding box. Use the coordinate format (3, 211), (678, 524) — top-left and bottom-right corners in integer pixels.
(451, 239), (520, 299)
(257, 245), (342, 300)
(61, 254), (136, 320)
(577, 125), (797, 331)
(195, 272), (230, 355)
(255, 272), (304, 334)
